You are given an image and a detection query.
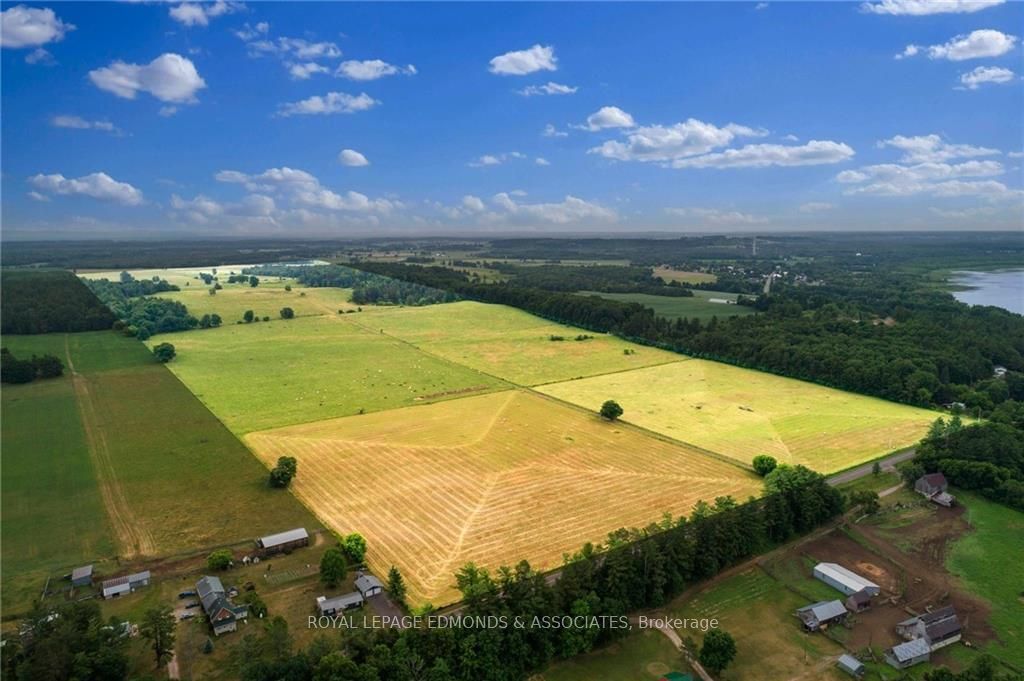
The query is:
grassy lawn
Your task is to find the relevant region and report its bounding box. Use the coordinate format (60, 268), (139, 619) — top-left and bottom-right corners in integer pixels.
(537, 360), (941, 474)
(152, 314), (509, 433)
(538, 629), (688, 681)
(947, 493), (1024, 667)
(577, 290), (755, 321)
(246, 389), (761, 606)
(358, 301), (683, 386)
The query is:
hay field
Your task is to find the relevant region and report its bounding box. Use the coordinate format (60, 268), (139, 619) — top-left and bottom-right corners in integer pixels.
(357, 301), (682, 385)
(154, 315), (508, 433)
(155, 285), (358, 323)
(536, 360), (940, 473)
(652, 266), (717, 284)
(245, 390), (761, 606)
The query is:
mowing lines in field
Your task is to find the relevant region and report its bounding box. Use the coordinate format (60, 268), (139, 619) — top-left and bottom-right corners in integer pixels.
(246, 390), (761, 605)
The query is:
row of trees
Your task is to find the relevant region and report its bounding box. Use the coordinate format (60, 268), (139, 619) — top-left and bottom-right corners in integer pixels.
(235, 470), (842, 680)
(85, 277), (199, 340)
(489, 263), (695, 297)
(0, 349), (63, 384)
(243, 264), (457, 307)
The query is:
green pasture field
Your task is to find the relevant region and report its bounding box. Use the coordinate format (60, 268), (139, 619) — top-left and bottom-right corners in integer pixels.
(947, 493), (1024, 667)
(357, 301), (683, 385)
(536, 360), (941, 474)
(80, 265), (262, 289)
(154, 284), (359, 323)
(1, 330), (317, 616)
(537, 629), (688, 681)
(577, 290), (755, 321)
(0, 373), (116, 613)
(150, 314), (509, 433)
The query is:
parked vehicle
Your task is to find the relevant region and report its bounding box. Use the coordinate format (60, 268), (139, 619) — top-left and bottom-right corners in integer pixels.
(178, 591), (196, 599)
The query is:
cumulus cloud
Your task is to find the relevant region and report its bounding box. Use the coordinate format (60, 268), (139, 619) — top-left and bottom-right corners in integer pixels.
(517, 81), (578, 96)
(862, 0), (1003, 14)
(590, 119), (766, 162)
(666, 207), (768, 225)
(491, 192), (616, 224)
(542, 123), (568, 138)
(169, 1), (242, 27)
(335, 59), (416, 81)
(50, 115), (122, 135)
(798, 202), (835, 213)
(233, 21), (269, 41)
(878, 134), (999, 162)
(579, 106), (635, 131)
(338, 149), (369, 167)
(28, 171), (143, 205)
(245, 35), (341, 60)
(276, 91), (379, 116)
(489, 44), (557, 75)
(670, 140), (855, 169)
(959, 65), (1016, 89)
(468, 151), (526, 167)
(287, 62), (328, 80)
(0, 5), (74, 49)
(213, 166), (395, 215)
(900, 29), (1018, 61)
(89, 53), (206, 104)
(25, 47), (54, 65)
(169, 192), (280, 226)
(535, 157), (551, 166)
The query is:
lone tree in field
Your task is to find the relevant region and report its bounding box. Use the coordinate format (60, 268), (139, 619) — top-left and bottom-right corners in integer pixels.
(249, 275), (259, 288)
(269, 456), (298, 488)
(152, 342), (176, 363)
(320, 547), (347, 588)
(752, 454), (778, 477)
(599, 400), (623, 421)
(340, 533), (367, 564)
(280, 307), (295, 320)
(140, 606), (176, 669)
(207, 549), (233, 571)
(243, 309), (255, 323)
(872, 460), (882, 476)
(387, 565), (407, 606)
(699, 629), (737, 675)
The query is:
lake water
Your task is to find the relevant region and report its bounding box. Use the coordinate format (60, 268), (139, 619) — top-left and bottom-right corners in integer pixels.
(951, 270), (1024, 315)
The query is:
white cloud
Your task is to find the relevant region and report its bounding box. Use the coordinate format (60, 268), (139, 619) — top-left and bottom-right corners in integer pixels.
(245, 36), (342, 60)
(666, 207), (768, 225)
(878, 134), (999, 162)
(51, 115), (122, 135)
(837, 157), (1019, 199)
(491, 192), (617, 224)
(862, 0), (1003, 15)
(517, 81), (578, 97)
(338, 149), (369, 167)
(335, 59), (416, 81)
(89, 53), (206, 104)
(489, 44), (557, 76)
(0, 5), (74, 49)
(901, 29), (1018, 61)
(213, 166), (394, 215)
(27, 190), (50, 202)
(542, 123), (568, 138)
(28, 171), (143, 205)
(590, 119), (766, 162)
(468, 152), (525, 168)
(671, 140), (855, 169)
(959, 65), (1016, 89)
(755, 2), (770, 9)
(233, 21), (269, 41)
(169, 1), (242, 27)
(579, 106), (635, 131)
(170, 192), (280, 226)
(287, 62), (328, 80)
(277, 91), (379, 117)
(25, 47), (54, 65)
(462, 195), (486, 212)
(158, 106), (179, 117)
(799, 202), (835, 213)
(535, 157), (551, 166)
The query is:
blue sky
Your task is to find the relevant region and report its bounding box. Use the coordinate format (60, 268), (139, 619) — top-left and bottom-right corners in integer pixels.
(1, 0), (1022, 238)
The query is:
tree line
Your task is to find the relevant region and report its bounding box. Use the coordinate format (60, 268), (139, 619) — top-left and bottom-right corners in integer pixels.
(487, 263), (695, 297)
(1, 270), (115, 335)
(0, 348), (63, 384)
(243, 264), (457, 306)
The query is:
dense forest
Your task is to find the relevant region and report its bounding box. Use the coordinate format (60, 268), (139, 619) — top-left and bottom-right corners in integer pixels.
(244, 264), (457, 306)
(350, 262), (1023, 415)
(0, 270), (116, 334)
(159, 473), (840, 680)
(84, 276), (198, 340)
(488, 263), (695, 296)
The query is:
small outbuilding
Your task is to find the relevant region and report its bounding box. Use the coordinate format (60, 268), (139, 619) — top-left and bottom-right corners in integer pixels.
(845, 589), (872, 613)
(796, 600), (848, 631)
(71, 565), (94, 587)
(316, 592), (364, 616)
(915, 473), (947, 496)
(813, 563), (880, 597)
(886, 638), (931, 669)
(255, 527), (309, 556)
(837, 654), (865, 678)
(354, 573), (383, 598)
(101, 571), (151, 599)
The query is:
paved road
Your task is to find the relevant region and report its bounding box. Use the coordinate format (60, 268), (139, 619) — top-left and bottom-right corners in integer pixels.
(826, 447), (916, 487)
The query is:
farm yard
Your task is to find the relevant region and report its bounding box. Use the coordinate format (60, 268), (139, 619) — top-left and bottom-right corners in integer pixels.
(245, 390), (763, 606)
(536, 360), (941, 473)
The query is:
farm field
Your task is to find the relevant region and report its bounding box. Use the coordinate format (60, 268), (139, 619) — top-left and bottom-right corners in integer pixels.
(357, 300), (682, 385)
(245, 390), (762, 606)
(1, 330), (318, 615)
(81, 265), (260, 289)
(536, 360), (941, 473)
(653, 266), (717, 284)
(155, 284), (359, 323)
(576, 289), (755, 321)
(537, 629), (687, 681)
(153, 314), (508, 433)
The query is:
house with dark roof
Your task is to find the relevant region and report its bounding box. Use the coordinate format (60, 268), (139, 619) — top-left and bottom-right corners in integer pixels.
(196, 576), (249, 636)
(915, 474), (956, 506)
(255, 527), (309, 556)
(796, 600), (848, 631)
(355, 573), (383, 598)
(897, 606), (962, 651)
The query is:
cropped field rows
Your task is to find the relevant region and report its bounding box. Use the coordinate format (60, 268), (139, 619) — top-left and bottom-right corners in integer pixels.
(246, 390), (761, 606)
